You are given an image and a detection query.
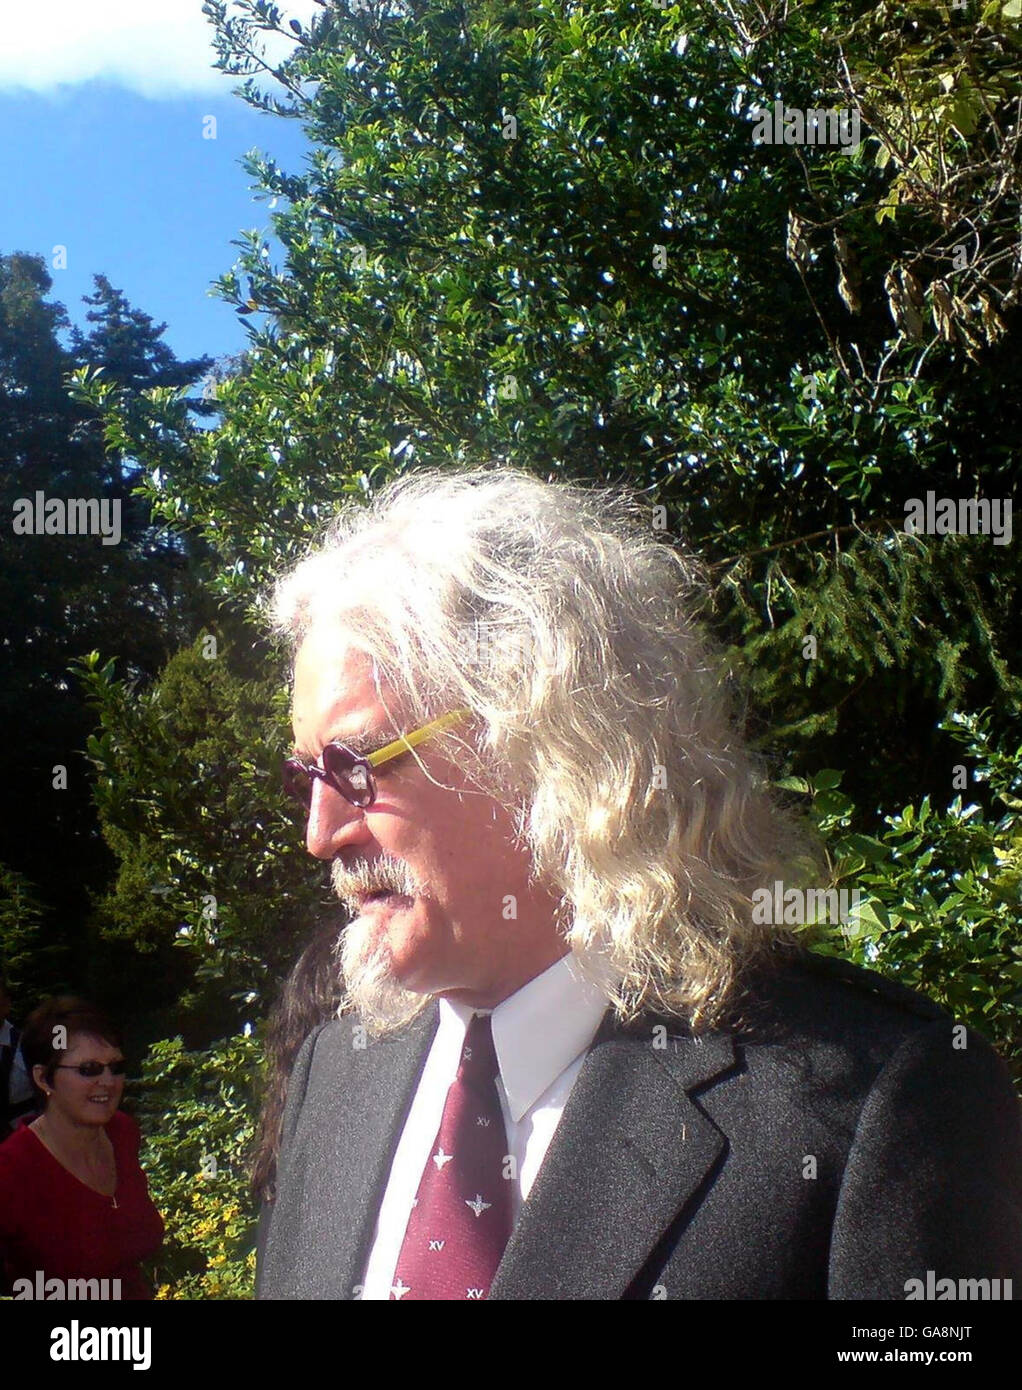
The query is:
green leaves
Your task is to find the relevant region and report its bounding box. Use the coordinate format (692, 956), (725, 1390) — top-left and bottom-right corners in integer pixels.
(136, 1032), (262, 1299)
(73, 635), (322, 1018)
(799, 718), (1022, 1083)
(0, 864), (50, 998)
(58, 7), (1022, 1208)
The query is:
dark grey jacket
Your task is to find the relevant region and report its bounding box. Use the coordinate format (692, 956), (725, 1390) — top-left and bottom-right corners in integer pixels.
(256, 949), (1022, 1299)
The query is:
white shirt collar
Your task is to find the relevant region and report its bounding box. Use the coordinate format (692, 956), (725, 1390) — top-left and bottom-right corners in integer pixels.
(439, 952), (612, 1123)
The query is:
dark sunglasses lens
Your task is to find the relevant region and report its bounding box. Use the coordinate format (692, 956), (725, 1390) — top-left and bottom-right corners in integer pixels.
(322, 746), (373, 807)
(282, 760), (313, 807)
(78, 1061), (125, 1077)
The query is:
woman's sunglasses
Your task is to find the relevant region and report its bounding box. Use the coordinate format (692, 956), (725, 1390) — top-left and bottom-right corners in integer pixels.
(282, 708), (472, 811)
(54, 1060), (128, 1078)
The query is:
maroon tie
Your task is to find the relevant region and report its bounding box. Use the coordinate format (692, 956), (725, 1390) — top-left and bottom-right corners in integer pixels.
(391, 1012), (513, 1300)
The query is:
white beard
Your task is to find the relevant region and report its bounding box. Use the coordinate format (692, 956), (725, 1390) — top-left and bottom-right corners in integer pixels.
(333, 912), (433, 1038)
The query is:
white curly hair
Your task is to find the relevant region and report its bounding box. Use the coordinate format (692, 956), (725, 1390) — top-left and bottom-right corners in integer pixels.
(267, 465), (817, 1030)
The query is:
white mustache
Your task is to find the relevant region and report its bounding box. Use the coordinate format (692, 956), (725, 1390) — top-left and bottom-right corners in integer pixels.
(330, 852), (418, 907)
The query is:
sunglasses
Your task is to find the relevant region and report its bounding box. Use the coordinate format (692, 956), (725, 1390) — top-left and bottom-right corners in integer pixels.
(54, 1060), (127, 1078)
(282, 708), (472, 811)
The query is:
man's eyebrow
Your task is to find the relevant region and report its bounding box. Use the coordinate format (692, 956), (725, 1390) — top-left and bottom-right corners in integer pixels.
(342, 729), (396, 756)
(292, 727), (397, 761)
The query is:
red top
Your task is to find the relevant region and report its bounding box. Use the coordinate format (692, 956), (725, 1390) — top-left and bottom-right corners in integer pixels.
(0, 1109), (164, 1300)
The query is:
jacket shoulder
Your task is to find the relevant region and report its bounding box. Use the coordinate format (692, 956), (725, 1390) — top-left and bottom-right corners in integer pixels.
(734, 944), (949, 1045)
(714, 945), (1016, 1126)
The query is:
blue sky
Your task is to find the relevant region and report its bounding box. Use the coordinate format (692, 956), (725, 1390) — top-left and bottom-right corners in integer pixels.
(0, 1), (320, 368)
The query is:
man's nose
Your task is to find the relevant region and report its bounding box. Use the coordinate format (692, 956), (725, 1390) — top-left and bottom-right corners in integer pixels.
(305, 777), (370, 860)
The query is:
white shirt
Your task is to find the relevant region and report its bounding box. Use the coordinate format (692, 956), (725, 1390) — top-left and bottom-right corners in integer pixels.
(359, 952), (612, 1300)
(0, 1018), (34, 1108)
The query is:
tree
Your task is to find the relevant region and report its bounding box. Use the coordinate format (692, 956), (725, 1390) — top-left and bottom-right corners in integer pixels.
(70, 274), (216, 400)
(69, 0), (1022, 1071)
(77, 0), (1022, 810)
(0, 864), (57, 1005)
(74, 640), (326, 1036)
(0, 253), (219, 999)
(43, 5), (1021, 1297)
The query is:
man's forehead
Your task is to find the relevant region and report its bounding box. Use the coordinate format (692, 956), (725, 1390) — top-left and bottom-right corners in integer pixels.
(293, 632), (377, 699)
(291, 631), (403, 750)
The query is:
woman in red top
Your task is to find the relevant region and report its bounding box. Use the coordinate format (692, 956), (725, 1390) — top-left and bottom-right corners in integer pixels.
(0, 997), (164, 1300)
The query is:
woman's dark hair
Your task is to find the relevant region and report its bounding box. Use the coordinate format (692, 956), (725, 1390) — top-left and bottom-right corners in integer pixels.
(250, 917), (345, 1204)
(20, 996), (122, 1101)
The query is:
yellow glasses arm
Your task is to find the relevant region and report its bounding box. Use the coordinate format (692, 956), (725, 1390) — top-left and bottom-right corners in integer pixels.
(366, 708), (472, 769)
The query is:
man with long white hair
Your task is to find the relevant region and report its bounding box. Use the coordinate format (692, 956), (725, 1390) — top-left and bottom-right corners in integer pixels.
(256, 466), (1021, 1300)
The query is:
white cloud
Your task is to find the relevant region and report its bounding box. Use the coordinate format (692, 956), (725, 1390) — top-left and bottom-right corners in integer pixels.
(0, 0), (323, 98)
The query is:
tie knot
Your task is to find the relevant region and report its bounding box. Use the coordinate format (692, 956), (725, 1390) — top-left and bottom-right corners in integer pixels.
(457, 1013), (499, 1089)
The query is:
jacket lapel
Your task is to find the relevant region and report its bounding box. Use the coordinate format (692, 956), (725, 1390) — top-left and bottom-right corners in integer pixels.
(266, 1003), (738, 1300)
(265, 1004), (439, 1299)
(489, 1014), (738, 1300)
